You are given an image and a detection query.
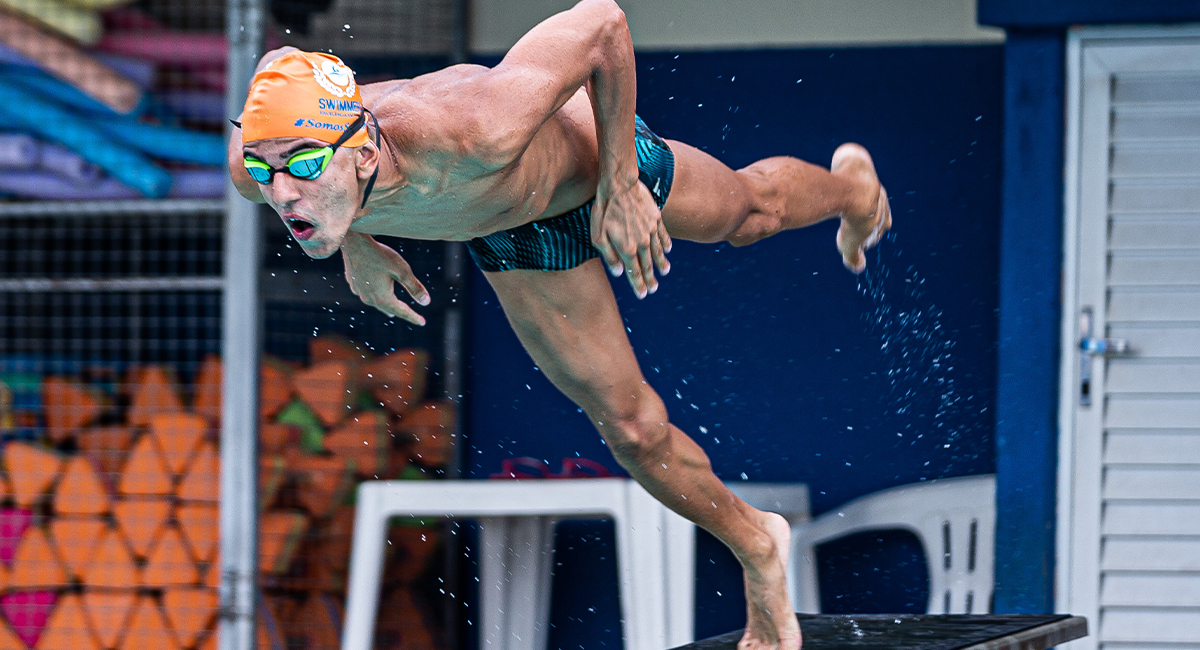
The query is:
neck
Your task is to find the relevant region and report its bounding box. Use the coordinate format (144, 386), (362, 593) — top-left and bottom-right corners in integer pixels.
(357, 130), (408, 213)
(353, 137), (409, 224)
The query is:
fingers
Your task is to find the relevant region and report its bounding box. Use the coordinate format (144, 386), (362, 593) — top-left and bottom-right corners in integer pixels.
(637, 243), (657, 295)
(590, 209), (624, 276)
(652, 222), (671, 276)
(379, 245), (431, 306)
(368, 292), (427, 326)
(357, 286), (428, 326)
(616, 238), (648, 298)
(391, 266), (431, 306)
(595, 236), (625, 277)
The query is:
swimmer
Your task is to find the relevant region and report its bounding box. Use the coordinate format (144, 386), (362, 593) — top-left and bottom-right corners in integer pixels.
(229, 2), (889, 648)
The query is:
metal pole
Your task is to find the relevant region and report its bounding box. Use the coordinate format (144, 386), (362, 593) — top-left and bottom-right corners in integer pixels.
(443, 5), (470, 646)
(221, 0), (264, 647)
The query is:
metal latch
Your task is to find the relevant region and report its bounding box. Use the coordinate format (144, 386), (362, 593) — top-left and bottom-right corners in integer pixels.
(1079, 307), (1131, 406)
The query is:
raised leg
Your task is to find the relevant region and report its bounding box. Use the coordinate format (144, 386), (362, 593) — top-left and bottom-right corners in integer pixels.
(484, 260), (800, 650)
(661, 140), (891, 272)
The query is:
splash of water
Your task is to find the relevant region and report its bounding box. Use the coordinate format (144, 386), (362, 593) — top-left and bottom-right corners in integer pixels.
(859, 235), (970, 457)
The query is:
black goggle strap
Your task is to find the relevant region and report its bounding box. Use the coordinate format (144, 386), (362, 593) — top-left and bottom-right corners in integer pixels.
(331, 110), (368, 152)
(360, 109), (381, 209)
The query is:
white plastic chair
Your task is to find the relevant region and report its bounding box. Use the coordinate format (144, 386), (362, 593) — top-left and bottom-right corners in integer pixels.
(341, 478), (695, 650)
(789, 474), (996, 614)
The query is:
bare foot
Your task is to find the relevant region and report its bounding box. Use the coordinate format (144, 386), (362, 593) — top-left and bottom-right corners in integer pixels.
(831, 143), (891, 273)
(737, 512), (802, 650)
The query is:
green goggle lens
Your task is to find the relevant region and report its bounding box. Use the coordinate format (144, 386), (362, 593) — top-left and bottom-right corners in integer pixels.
(243, 158), (273, 183)
(286, 148), (331, 178)
(243, 147), (333, 185)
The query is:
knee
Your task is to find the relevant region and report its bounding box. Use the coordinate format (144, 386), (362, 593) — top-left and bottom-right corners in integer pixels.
(724, 210), (782, 247)
(724, 169), (783, 247)
(593, 392), (671, 462)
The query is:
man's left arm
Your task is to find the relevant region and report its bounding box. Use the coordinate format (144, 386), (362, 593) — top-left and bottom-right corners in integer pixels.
(455, 0), (669, 297)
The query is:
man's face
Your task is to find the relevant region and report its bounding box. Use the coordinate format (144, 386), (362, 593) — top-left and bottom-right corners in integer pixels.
(243, 137), (361, 259)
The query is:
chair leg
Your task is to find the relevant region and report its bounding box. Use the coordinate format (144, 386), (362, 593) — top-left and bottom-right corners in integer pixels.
(480, 517), (558, 650)
(789, 533), (821, 614)
(342, 488), (389, 650)
(532, 517), (558, 650)
(618, 484), (671, 650)
(662, 508), (695, 647)
(479, 517), (510, 650)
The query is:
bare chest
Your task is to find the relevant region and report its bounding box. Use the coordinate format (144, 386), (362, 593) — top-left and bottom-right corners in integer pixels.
(352, 134), (597, 241)
(349, 164), (558, 241)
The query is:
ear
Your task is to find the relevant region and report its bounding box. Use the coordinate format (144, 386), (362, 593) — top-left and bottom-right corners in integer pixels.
(355, 141), (379, 180)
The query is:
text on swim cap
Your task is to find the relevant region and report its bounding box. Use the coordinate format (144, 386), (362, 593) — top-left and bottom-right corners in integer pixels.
(318, 98), (362, 112)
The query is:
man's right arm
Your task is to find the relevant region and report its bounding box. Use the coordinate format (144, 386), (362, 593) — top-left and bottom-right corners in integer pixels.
(226, 47), (299, 203)
(341, 231), (431, 326)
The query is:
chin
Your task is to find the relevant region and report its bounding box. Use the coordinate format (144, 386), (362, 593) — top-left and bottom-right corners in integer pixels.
(299, 238), (339, 259)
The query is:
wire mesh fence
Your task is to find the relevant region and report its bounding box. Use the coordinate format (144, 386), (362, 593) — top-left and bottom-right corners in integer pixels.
(1, 0), (464, 644)
(0, 208), (224, 649)
(260, 217), (459, 650)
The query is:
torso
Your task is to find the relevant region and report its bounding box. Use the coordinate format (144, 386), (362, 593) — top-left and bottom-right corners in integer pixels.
(348, 65), (601, 241)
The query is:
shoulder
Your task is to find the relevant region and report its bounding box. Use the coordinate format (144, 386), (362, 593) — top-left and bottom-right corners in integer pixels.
(361, 65), (527, 170)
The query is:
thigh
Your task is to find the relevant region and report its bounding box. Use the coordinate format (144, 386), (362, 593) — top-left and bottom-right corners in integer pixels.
(659, 139), (755, 243)
(482, 258), (653, 420)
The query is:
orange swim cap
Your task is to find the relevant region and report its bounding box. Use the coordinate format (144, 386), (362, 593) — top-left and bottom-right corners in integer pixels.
(241, 51), (369, 147)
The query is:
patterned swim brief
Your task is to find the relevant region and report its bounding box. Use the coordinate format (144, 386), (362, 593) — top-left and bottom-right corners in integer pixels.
(466, 115), (674, 272)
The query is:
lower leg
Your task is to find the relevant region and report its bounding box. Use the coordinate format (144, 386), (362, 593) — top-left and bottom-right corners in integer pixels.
(592, 391), (800, 650)
(599, 404), (771, 562)
(730, 155), (878, 243)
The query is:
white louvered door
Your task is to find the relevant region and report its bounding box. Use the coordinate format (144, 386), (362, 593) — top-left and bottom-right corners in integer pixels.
(1061, 30), (1200, 650)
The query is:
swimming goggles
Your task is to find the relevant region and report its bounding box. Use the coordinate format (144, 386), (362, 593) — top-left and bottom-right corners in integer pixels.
(232, 109), (380, 208)
(237, 110), (367, 184)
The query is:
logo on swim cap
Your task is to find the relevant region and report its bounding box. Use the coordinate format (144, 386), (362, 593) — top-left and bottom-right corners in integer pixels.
(242, 51), (368, 147)
(313, 59), (356, 98)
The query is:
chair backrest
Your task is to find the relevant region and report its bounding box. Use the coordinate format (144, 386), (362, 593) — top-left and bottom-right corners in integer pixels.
(727, 482), (812, 524)
(790, 475), (996, 614)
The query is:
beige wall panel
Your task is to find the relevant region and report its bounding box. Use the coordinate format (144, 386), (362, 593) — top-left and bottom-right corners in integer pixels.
(471, 0), (1004, 54)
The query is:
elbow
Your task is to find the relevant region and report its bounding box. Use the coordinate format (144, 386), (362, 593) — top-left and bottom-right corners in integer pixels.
(578, 0), (627, 55)
(598, 0), (628, 46)
(592, 1), (630, 72)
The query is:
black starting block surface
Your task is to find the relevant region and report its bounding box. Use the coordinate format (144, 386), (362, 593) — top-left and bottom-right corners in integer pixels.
(674, 615), (1088, 650)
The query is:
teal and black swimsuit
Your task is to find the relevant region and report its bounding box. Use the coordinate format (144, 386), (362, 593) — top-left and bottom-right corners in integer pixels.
(466, 116), (675, 272)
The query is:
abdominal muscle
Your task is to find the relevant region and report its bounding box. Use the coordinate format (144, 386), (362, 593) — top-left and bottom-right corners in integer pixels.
(349, 89), (600, 242)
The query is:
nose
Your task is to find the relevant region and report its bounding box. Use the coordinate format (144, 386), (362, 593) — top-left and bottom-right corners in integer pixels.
(265, 173), (305, 207)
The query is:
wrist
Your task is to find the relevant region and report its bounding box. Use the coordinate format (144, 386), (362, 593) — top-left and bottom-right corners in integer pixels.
(341, 230), (371, 252)
(598, 167), (639, 197)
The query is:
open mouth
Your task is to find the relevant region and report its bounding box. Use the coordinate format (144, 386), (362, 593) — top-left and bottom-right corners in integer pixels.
(286, 216), (316, 240)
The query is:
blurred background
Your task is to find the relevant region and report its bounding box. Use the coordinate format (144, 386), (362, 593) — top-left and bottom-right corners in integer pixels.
(0, 1), (1197, 650)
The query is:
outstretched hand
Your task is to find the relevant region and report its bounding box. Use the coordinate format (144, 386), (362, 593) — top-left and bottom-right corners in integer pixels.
(591, 178), (671, 298)
(341, 231), (431, 326)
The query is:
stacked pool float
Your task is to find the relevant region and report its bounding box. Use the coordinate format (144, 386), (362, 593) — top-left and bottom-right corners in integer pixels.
(0, 334), (455, 649)
(0, 4), (231, 201)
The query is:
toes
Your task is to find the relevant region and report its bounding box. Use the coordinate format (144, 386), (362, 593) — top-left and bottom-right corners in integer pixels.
(844, 249), (866, 273)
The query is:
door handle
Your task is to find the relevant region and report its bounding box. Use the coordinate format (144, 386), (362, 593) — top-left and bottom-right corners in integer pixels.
(1078, 307), (1131, 406)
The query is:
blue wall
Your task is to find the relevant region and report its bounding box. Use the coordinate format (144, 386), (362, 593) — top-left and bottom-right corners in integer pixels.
(991, 30), (1064, 616)
(979, 0), (1200, 26)
(465, 45), (1004, 645)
